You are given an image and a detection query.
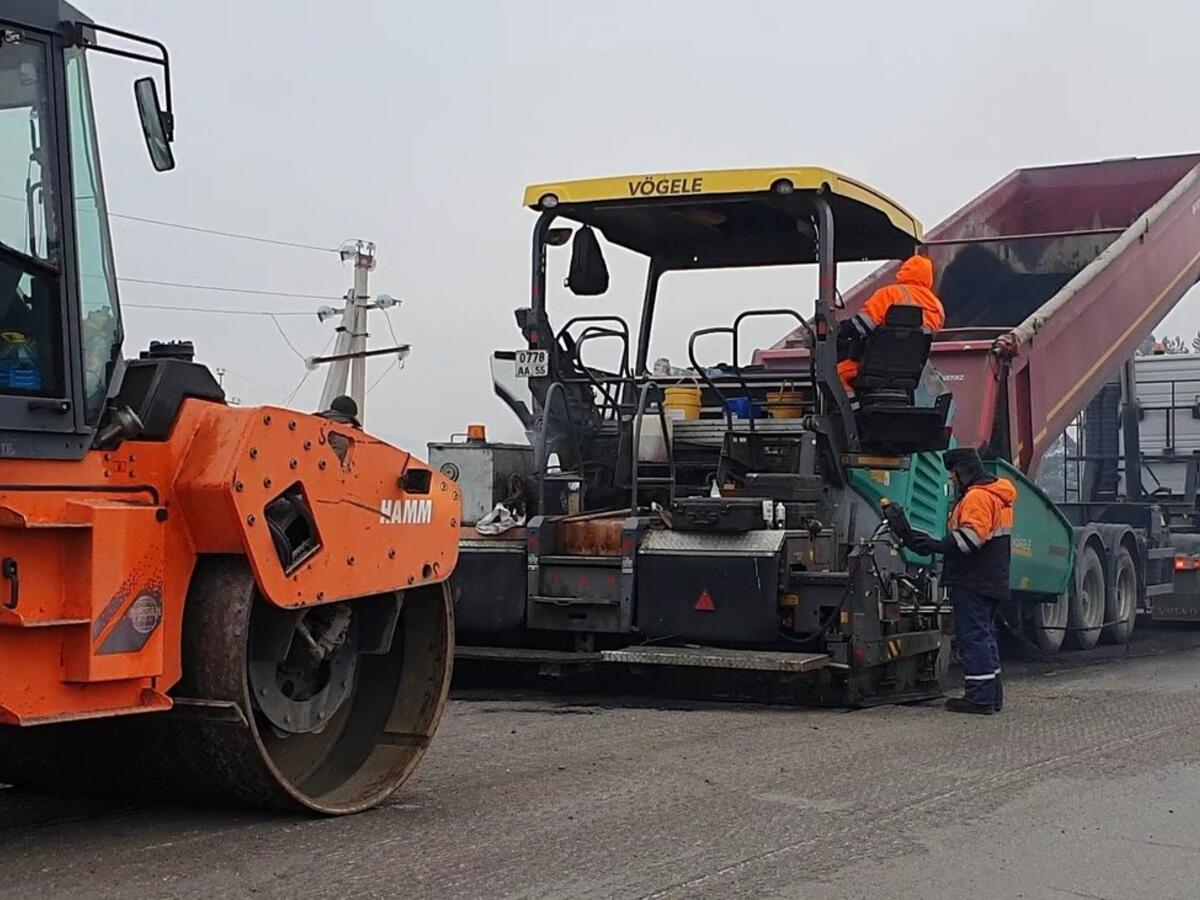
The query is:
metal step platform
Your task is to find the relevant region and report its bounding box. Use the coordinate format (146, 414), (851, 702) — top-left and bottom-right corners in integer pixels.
(600, 645), (830, 672)
(455, 644), (829, 673)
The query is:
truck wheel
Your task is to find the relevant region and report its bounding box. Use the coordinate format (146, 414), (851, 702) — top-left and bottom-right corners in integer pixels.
(1066, 545), (1105, 650)
(1027, 594), (1067, 652)
(1102, 546), (1137, 644)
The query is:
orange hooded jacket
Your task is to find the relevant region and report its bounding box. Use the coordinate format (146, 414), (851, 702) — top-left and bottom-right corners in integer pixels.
(948, 477), (1016, 550)
(837, 255), (945, 392)
(942, 476), (1016, 597)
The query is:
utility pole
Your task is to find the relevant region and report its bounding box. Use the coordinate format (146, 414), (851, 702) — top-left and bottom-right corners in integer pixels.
(311, 239), (409, 425)
(348, 241), (373, 414)
(319, 240), (375, 416)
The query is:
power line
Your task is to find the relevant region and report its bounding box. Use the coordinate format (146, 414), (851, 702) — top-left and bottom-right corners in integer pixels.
(117, 275), (342, 301)
(284, 334), (335, 406)
(108, 211), (338, 254)
(269, 314), (307, 361)
(124, 302), (313, 316)
(0, 191), (336, 255)
(367, 359), (399, 395)
(284, 372), (311, 406)
(383, 307), (402, 346)
(216, 368), (287, 394)
(366, 308), (406, 394)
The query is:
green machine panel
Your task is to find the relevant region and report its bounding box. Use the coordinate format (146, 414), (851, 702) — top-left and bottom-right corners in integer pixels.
(850, 452), (1074, 596)
(848, 450), (949, 565)
(986, 458), (1074, 597)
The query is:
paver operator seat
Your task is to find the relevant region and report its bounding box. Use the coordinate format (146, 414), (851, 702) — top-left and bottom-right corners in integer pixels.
(854, 304), (951, 453)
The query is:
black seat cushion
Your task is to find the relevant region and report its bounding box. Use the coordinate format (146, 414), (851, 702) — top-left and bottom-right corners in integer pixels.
(855, 304), (932, 396)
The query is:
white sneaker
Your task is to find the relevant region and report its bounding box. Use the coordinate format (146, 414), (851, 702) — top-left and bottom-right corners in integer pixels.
(476, 503), (523, 535)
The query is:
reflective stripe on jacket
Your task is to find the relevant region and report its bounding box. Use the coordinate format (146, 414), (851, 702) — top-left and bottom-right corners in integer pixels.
(840, 255), (945, 392)
(849, 255), (945, 338)
(943, 477), (1016, 599)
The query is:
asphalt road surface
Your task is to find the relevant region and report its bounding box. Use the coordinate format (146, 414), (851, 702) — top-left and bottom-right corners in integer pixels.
(4, 625), (1200, 899)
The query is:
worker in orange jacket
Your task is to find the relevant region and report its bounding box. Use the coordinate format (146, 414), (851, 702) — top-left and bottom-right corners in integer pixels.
(836, 255), (944, 398)
(884, 447), (1016, 715)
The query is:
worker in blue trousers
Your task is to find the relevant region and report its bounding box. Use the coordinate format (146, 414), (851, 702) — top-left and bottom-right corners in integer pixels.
(884, 447), (1016, 715)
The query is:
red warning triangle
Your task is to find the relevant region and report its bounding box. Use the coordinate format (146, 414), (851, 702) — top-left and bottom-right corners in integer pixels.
(694, 590), (715, 612)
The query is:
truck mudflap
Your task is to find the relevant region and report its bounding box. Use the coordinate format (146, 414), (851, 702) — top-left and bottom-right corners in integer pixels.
(1151, 533), (1200, 621)
(1149, 572), (1200, 621)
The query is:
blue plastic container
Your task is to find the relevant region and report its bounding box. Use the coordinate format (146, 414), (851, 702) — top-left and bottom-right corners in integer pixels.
(724, 397), (764, 418)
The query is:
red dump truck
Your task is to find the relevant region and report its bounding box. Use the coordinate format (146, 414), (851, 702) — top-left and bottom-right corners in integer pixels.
(763, 153), (1200, 651)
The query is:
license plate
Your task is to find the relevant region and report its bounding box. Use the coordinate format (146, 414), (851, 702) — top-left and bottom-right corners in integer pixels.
(515, 349), (549, 378)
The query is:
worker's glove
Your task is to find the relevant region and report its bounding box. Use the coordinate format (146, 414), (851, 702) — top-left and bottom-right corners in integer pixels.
(906, 531), (936, 557)
(907, 531), (960, 558)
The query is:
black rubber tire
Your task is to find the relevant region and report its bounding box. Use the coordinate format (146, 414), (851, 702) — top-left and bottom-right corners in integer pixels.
(1066, 545), (1105, 650)
(1102, 545), (1138, 644)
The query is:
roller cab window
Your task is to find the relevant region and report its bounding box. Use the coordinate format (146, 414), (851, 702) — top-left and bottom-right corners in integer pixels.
(0, 37), (64, 403)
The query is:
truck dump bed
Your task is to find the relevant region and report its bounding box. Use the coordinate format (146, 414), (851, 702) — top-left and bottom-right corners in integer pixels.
(763, 154), (1200, 476)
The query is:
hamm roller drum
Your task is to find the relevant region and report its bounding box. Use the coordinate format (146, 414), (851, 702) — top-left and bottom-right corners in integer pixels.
(0, 559), (454, 814)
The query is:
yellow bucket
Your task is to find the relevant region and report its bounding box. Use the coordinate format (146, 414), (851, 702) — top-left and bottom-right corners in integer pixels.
(766, 389), (804, 419)
(663, 385), (702, 420)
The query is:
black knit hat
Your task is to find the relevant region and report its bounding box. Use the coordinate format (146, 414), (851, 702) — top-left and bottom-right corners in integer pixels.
(943, 447), (996, 487)
(330, 395), (359, 418)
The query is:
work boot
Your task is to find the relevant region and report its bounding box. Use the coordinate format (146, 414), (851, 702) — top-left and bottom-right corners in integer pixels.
(945, 696), (994, 716)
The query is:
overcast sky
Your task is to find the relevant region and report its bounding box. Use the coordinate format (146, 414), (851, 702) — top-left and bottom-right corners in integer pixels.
(81, 0), (1200, 450)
